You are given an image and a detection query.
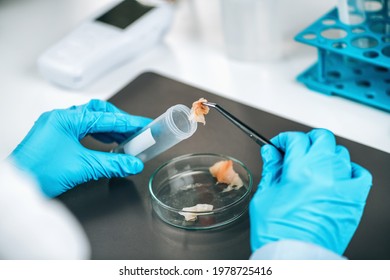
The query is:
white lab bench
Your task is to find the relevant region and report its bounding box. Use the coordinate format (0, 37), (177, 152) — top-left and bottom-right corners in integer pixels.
(0, 0), (389, 161)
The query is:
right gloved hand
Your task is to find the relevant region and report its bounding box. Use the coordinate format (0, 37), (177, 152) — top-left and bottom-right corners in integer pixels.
(250, 129), (372, 255)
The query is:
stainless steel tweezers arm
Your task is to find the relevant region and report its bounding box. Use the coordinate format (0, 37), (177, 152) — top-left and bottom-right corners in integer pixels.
(203, 101), (283, 154)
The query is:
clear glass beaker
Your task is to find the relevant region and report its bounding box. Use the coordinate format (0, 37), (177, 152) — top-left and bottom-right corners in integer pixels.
(220, 0), (283, 62)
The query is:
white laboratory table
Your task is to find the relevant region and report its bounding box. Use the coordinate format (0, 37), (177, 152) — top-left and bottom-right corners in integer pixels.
(0, 0), (389, 161)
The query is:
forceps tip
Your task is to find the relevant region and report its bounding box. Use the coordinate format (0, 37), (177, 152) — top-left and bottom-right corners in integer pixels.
(202, 101), (217, 108)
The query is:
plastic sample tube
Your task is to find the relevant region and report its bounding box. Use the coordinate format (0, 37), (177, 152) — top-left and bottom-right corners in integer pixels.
(112, 104), (197, 162)
(337, 0), (366, 25)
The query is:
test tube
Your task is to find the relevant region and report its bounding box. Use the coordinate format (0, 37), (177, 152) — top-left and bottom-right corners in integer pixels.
(337, 0), (366, 25)
(112, 104), (197, 162)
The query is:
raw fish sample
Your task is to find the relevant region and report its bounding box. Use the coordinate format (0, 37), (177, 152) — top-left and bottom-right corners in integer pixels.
(209, 160), (244, 190)
(189, 98), (210, 125)
(179, 203), (214, 221)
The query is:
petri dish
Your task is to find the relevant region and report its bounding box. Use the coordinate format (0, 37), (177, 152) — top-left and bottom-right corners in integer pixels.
(149, 153), (253, 230)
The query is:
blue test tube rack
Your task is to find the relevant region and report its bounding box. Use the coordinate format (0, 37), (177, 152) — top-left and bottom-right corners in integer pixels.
(295, 8), (390, 112)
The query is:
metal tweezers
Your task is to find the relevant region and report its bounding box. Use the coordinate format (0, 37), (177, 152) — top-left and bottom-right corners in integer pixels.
(202, 102), (283, 154)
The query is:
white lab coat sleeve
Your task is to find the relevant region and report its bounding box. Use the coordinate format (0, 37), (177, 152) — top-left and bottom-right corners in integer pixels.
(249, 240), (346, 260)
(0, 161), (90, 259)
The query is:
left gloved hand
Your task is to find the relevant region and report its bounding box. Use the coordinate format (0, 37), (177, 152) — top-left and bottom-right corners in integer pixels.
(9, 99), (151, 198)
(250, 129), (372, 255)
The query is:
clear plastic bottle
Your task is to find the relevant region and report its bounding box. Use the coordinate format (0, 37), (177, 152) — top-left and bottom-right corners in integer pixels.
(112, 104), (197, 162)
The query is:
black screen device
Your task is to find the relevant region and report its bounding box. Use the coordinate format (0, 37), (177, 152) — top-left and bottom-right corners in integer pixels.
(96, 0), (154, 29)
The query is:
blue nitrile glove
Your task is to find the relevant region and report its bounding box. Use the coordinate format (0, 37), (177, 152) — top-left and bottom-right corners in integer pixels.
(9, 99), (151, 198)
(250, 128), (373, 255)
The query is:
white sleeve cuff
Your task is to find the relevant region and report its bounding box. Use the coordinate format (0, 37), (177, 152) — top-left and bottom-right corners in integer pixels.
(250, 240), (346, 260)
(0, 161), (91, 259)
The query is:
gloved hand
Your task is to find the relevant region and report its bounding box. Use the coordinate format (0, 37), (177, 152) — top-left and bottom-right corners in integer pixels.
(250, 128), (372, 255)
(9, 99), (151, 198)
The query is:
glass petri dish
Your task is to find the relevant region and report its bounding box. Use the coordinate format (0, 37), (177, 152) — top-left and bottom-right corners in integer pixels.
(149, 153), (253, 230)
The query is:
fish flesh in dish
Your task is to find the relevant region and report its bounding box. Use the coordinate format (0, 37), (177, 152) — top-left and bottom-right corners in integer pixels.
(209, 160), (244, 191)
(179, 203), (214, 221)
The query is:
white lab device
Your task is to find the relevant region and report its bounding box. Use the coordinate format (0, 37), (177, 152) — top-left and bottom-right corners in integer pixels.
(38, 0), (174, 89)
